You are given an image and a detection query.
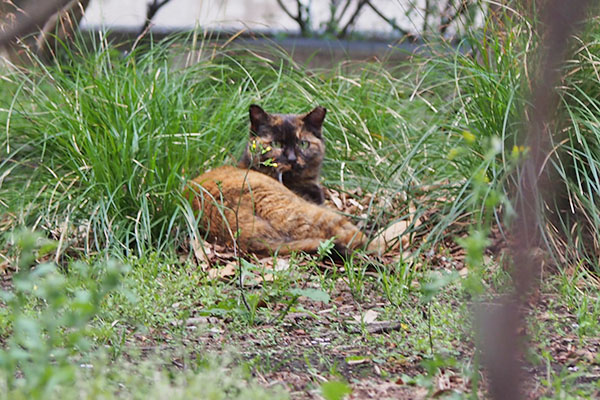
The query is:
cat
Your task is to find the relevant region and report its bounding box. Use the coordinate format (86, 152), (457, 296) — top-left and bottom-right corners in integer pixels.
(238, 104), (326, 204)
(188, 166), (366, 256)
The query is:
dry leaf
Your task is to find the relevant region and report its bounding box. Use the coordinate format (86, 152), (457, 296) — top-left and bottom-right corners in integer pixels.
(370, 219), (410, 253)
(250, 273), (274, 284)
(207, 262), (236, 280)
(353, 309), (379, 324)
(346, 357), (369, 365)
(191, 237), (210, 269)
(347, 198), (364, 211)
(274, 258), (290, 271)
(330, 192), (343, 210)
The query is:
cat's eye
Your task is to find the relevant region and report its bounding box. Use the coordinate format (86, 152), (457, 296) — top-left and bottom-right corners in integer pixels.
(271, 140), (283, 149)
(299, 140), (310, 150)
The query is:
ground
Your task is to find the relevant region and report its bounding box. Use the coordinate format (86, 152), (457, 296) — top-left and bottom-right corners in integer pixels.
(1, 187), (600, 399)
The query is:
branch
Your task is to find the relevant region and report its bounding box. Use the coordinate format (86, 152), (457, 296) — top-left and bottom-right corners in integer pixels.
(275, 0), (297, 21)
(364, 0), (409, 38)
(275, 0), (310, 34)
(440, 0), (470, 36)
(338, 0), (367, 38)
(0, 0), (74, 47)
(138, 0), (173, 36)
(334, 0), (353, 21)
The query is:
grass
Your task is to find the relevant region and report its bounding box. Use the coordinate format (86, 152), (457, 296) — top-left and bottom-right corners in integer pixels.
(0, 30), (466, 258)
(1, 4), (600, 398)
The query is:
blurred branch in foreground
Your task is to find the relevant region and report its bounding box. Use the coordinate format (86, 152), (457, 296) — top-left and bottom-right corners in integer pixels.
(480, 1), (593, 399)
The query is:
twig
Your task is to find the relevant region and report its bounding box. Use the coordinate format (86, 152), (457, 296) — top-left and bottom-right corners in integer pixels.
(440, 0), (470, 36)
(364, 0), (410, 38)
(138, 0), (173, 37)
(338, 0), (367, 38)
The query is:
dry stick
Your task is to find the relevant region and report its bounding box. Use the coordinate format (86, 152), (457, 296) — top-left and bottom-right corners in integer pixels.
(482, 1), (593, 399)
(439, 0), (470, 36)
(0, 0), (73, 47)
(138, 0), (173, 37)
(234, 162), (258, 315)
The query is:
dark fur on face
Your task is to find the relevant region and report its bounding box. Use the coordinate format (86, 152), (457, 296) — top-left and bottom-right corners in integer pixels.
(238, 104), (326, 204)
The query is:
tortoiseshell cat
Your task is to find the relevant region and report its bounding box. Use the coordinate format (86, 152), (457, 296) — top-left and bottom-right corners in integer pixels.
(187, 105), (368, 256)
(189, 166), (365, 255)
(238, 105), (326, 204)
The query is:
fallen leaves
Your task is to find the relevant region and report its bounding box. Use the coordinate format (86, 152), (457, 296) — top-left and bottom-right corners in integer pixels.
(352, 309), (379, 324)
(190, 236), (211, 268)
(207, 262), (236, 280)
(369, 219), (410, 253)
(206, 257), (294, 285)
(346, 309), (405, 334)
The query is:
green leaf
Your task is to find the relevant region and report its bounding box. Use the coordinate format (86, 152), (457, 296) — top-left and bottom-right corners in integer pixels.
(318, 237), (336, 258)
(320, 380), (352, 400)
(420, 271), (459, 303)
(289, 288), (330, 304)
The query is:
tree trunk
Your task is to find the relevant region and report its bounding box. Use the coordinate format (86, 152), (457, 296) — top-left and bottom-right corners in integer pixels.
(0, 0), (90, 65)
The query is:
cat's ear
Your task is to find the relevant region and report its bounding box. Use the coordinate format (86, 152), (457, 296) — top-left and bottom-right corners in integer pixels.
(303, 106), (326, 129)
(249, 104), (269, 134)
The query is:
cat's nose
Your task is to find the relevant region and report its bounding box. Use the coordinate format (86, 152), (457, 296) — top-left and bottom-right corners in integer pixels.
(286, 149), (297, 163)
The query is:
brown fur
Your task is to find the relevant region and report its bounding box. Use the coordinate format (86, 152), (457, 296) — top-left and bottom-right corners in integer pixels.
(188, 166), (365, 256)
(238, 105), (326, 204)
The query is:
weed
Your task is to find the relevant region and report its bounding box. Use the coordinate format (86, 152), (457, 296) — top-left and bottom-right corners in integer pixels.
(0, 230), (127, 398)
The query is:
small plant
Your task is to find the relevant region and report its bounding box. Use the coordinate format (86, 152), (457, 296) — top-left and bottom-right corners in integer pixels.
(0, 230), (128, 398)
(320, 379), (352, 400)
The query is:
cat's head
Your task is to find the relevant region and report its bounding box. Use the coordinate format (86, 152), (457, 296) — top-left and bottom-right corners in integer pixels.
(242, 104), (326, 180)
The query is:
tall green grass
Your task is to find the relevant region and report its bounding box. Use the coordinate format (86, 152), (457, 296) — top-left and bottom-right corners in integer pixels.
(2, 34), (273, 254)
(553, 22), (600, 268)
(425, 5), (600, 272)
(0, 31), (465, 256)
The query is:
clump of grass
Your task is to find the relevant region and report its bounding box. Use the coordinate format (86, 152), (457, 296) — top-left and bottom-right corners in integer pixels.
(552, 19), (600, 270)
(422, 4), (600, 273)
(1, 33), (252, 254)
(419, 5), (533, 225)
